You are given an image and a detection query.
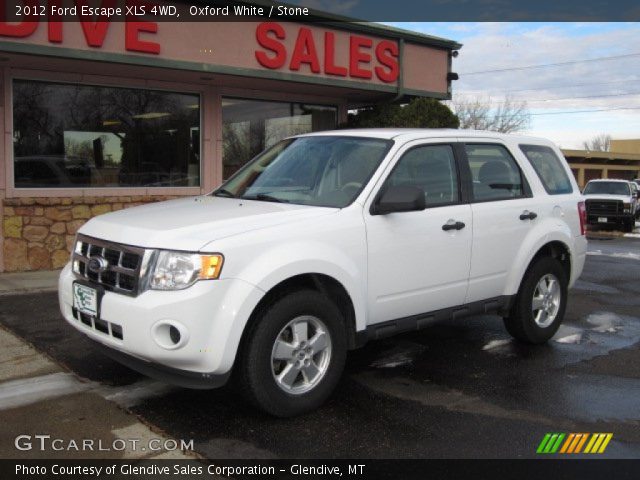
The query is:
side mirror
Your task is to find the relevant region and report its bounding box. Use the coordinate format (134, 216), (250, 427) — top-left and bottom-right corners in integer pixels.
(372, 185), (426, 215)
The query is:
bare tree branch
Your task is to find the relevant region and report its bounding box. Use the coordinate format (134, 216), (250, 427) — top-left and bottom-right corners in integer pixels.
(582, 133), (611, 152)
(449, 95), (530, 133)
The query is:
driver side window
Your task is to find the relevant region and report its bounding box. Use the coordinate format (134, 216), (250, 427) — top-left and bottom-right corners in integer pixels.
(385, 144), (459, 207)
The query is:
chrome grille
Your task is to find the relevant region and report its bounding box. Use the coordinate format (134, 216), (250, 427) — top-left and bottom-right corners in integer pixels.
(585, 199), (622, 216)
(72, 234), (146, 296)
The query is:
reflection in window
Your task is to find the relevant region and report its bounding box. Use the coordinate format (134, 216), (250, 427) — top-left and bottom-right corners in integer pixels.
(519, 144), (573, 195)
(12, 80), (200, 188)
(464, 144), (524, 201)
(387, 145), (459, 207)
(222, 98), (337, 180)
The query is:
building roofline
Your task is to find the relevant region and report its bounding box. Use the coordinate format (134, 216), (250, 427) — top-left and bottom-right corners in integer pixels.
(562, 149), (640, 161)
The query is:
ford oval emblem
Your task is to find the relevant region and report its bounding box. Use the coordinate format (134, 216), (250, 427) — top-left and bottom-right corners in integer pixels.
(88, 255), (109, 274)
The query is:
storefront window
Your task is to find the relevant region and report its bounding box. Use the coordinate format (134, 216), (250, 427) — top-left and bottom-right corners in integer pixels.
(12, 79), (200, 188)
(222, 97), (337, 179)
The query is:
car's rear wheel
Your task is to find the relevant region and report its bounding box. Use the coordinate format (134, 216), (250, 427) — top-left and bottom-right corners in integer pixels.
(504, 256), (568, 344)
(236, 290), (347, 417)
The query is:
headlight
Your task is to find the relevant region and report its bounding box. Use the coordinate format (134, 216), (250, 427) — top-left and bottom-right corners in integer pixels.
(149, 251), (223, 290)
(623, 202), (631, 213)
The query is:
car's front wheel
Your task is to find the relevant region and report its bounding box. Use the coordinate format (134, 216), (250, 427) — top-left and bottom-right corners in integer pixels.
(623, 218), (635, 233)
(236, 290), (347, 417)
(504, 256), (568, 344)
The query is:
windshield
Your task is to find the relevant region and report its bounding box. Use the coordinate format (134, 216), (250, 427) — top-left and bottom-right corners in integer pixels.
(583, 181), (630, 196)
(214, 136), (392, 208)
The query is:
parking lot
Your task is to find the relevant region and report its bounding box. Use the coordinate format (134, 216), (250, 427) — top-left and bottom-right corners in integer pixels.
(1, 233), (639, 460)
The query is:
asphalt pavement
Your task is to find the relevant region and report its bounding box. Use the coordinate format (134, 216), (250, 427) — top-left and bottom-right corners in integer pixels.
(0, 236), (639, 459)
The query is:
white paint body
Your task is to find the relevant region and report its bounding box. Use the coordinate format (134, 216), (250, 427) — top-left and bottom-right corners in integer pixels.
(59, 129), (587, 377)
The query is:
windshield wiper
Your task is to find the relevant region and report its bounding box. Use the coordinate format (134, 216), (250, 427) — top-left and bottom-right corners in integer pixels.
(213, 188), (236, 198)
(242, 193), (290, 203)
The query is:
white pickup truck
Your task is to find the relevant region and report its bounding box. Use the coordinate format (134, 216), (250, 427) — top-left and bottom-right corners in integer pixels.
(583, 178), (638, 232)
(59, 129), (587, 416)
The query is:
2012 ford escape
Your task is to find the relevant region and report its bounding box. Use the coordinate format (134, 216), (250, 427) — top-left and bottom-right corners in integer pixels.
(58, 129), (587, 417)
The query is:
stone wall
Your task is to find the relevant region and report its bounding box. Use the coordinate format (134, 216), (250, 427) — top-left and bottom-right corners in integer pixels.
(2, 196), (177, 272)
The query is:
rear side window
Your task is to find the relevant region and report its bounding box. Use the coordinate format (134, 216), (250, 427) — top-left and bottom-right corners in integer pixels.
(520, 145), (573, 195)
(464, 144), (524, 201)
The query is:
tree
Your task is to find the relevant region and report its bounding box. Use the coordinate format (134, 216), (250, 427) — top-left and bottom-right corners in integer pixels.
(450, 95), (530, 133)
(582, 134), (611, 152)
(346, 97), (459, 129)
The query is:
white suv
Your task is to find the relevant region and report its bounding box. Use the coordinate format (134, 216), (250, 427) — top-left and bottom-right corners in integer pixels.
(59, 129), (587, 416)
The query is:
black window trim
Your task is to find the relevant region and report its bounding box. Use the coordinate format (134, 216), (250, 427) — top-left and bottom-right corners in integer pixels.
(458, 141), (533, 204)
(11, 77), (204, 191)
(519, 143), (574, 195)
(369, 141), (465, 215)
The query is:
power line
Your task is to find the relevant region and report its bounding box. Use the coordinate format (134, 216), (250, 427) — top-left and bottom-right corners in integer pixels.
(455, 78), (640, 95)
(530, 106), (640, 116)
(451, 91), (640, 106)
(490, 106), (640, 118)
(458, 52), (640, 75)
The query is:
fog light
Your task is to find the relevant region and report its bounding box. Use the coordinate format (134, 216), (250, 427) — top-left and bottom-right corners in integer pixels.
(169, 325), (181, 345)
(151, 321), (189, 350)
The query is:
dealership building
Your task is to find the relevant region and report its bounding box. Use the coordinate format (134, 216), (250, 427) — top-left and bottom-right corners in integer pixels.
(0, 7), (460, 272)
(563, 139), (640, 189)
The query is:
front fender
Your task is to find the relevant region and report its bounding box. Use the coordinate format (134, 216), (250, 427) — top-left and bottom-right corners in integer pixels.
(231, 240), (367, 332)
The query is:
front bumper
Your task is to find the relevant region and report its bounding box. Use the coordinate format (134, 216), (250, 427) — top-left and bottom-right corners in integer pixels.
(58, 263), (264, 382)
(91, 339), (230, 389)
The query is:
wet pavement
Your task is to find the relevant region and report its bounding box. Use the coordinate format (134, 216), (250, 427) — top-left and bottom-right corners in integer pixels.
(0, 237), (639, 459)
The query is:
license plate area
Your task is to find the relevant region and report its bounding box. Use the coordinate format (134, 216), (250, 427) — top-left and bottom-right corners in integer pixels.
(598, 217), (608, 223)
(73, 281), (104, 318)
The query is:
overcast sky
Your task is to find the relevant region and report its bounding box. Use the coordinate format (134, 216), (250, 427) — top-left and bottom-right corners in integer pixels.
(389, 22), (640, 149)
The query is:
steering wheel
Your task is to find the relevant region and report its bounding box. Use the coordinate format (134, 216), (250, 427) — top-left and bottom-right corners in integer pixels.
(276, 177), (297, 186)
(341, 182), (362, 193)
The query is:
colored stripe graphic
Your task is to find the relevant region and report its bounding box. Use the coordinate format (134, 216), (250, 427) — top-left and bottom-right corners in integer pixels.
(537, 433), (552, 453)
(559, 433), (575, 453)
(585, 433), (614, 454)
(537, 433), (565, 453)
(538, 433), (613, 454)
(550, 433), (565, 453)
(574, 433), (589, 453)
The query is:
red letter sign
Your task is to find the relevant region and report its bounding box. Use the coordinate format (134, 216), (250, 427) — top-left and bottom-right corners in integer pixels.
(289, 27), (320, 73)
(324, 32), (347, 77)
(349, 35), (372, 79)
(0, 0), (38, 38)
(76, 0), (117, 48)
(375, 40), (399, 83)
(125, 21), (159, 54)
(255, 22), (286, 69)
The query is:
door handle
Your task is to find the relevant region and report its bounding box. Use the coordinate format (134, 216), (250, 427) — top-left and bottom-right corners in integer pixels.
(519, 210), (538, 221)
(442, 220), (466, 231)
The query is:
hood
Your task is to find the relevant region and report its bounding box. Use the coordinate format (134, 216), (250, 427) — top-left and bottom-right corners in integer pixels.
(79, 196), (337, 251)
(583, 194), (631, 202)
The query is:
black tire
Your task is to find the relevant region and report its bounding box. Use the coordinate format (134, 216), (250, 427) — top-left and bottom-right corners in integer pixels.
(623, 218), (634, 233)
(236, 290), (347, 417)
(504, 256), (568, 344)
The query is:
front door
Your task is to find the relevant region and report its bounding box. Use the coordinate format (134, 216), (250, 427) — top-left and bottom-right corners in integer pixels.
(365, 142), (472, 325)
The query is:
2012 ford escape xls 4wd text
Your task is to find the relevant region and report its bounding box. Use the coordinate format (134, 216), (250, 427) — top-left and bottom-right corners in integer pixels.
(59, 129), (587, 416)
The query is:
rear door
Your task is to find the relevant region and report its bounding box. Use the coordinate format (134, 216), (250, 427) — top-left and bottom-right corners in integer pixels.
(458, 141), (540, 304)
(364, 141), (472, 324)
